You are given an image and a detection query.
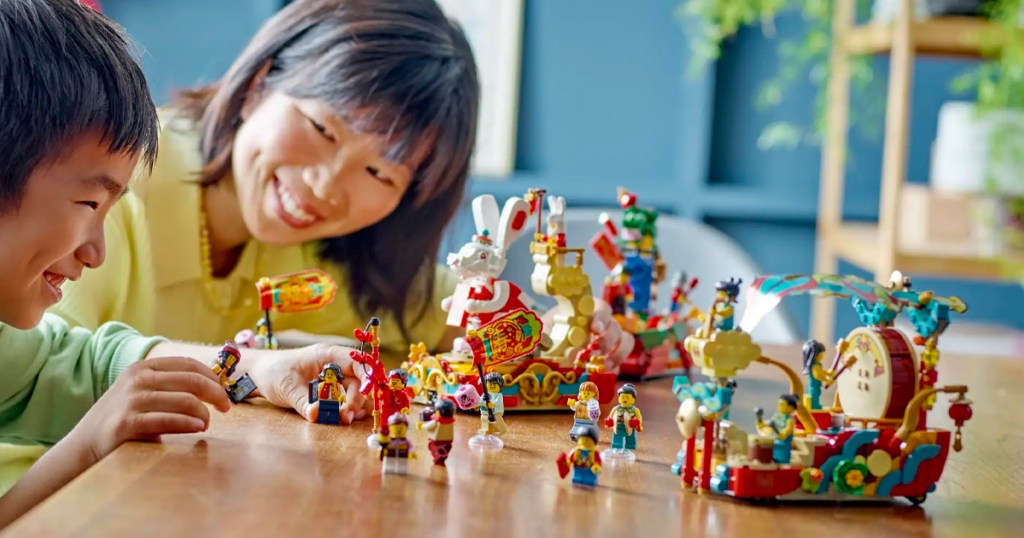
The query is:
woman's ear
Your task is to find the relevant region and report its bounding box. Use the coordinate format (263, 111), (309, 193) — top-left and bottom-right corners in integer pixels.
(241, 60), (273, 119)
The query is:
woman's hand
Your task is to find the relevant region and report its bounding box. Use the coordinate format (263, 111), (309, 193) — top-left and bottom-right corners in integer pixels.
(246, 344), (372, 424)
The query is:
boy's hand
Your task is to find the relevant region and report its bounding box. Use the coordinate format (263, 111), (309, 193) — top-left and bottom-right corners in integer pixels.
(68, 357), (232, 465)
(246, 344), (370, 424)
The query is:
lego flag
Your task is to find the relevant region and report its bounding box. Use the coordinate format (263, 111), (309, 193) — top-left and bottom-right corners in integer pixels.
(465, 309), (543, 368)
(256, 269), (338, 313)
(589, 212), (622, 271)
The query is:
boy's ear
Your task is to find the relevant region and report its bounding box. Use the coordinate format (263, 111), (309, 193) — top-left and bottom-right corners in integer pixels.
(241, 60), (273, 119)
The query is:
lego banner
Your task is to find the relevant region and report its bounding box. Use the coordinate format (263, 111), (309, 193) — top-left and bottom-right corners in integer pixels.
(465, 309), (543, 367)
(257, 270), (338, 313)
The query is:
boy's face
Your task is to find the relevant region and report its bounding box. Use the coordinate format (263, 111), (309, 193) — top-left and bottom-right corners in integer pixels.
(0, 133), (135, 328)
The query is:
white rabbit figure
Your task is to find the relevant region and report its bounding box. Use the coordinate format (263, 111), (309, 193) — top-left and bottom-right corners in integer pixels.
(546, 195), (566, 247)
(441, 194), (532, 337)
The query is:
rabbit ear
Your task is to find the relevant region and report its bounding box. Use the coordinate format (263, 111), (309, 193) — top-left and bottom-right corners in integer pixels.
(548, 195), (565, 213)
(497, 197), (531, 249)
(471, 194), (500, 235)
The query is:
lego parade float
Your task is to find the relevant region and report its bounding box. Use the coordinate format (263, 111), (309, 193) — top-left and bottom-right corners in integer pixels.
(588, 189), (701, 380)
(672, 272), (973, 504)
(400, 189), (619, 412)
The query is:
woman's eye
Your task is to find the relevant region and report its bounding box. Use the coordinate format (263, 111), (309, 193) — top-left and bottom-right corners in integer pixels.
(366, 166), (395, 187)
(78, 201), (99, 210)
(308, 118), (336, 142)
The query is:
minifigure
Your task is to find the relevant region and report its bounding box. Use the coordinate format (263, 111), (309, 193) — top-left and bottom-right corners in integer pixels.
(469, 372), (507, 450)
(755, 394), (798, 464)
(601, 265), (634, 323)
(710, 277), (742, 331)
(211, 341), (257, 403)
(307, 363), (345, 425)
(545, 195), (567, 247)
(379, 414), (417, 475)
(417, 398), (456, 467)
(253, 317), (278, 350)
(380, 369), (412, 437)
(556, 423), (602, 488)
(801, 338), (848, 410)
(567, 381), (601, 442)
(666, 271), (700, 325)
(603, 384), (643, 463)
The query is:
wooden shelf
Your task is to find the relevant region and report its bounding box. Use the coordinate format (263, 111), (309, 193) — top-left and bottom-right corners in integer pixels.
(827, 221), (1011, 280)
(844, 16), (997, 57)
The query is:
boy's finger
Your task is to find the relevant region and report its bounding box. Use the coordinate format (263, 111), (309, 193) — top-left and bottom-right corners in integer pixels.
(147, 372), (232, 412)
(133, 391), (211, 426)
(145, 356), (221, 383)
(129, 412), (207, 438)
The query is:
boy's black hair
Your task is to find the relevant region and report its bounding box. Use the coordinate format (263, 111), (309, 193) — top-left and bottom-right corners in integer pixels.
(0, 0), (158, 213)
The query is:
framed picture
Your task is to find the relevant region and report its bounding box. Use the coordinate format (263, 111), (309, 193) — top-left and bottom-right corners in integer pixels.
(437, 0), (523, 177)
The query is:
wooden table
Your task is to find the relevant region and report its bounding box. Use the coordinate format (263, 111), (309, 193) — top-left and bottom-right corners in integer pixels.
(4, 346), (1023, 537)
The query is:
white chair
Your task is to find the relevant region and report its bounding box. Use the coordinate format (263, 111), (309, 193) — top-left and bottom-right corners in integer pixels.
(499, 208), (801, 345)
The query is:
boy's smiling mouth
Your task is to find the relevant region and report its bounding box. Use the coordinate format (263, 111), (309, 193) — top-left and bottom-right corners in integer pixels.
(43, 271), (66, 301)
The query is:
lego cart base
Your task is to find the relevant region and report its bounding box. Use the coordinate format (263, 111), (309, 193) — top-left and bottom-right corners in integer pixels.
(404, 352), (618, 412)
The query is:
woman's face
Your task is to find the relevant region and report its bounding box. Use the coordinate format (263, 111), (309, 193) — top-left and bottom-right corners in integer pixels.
(231, 91), (415, 246)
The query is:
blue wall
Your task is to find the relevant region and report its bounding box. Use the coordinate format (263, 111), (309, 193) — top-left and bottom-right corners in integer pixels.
(104, 1), (1022, 335)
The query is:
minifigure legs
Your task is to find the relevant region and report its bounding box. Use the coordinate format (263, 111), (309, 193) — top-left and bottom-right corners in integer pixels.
(428, 440), (453, 466)
(611, 425), (637, 450)
(316, 400), (341, 425)
(382, 456), (408, 475)
(572, 467), (598, 488)
(478, 414), (507, 437)
(773, 437), (793, 464)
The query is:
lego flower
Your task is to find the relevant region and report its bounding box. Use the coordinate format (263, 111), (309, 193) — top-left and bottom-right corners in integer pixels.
(834, 459), (870, 495)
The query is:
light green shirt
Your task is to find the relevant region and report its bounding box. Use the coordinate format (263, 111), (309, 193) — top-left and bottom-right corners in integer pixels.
(0, 314), (165, 493)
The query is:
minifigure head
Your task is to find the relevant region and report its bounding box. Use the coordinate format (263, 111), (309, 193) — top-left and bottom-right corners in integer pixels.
(0, 0), (158, 329)
(571, 423), (600, 450)
(617, 383), (638, 407)
(320, 362), (342, 384)
(578, 381), (599, 402)
(484, 372), (504, 393)
(387, 413), (409, 438)
(715, 277), (742, 303)
(388, 368), (408, 390)
(801, 339), (826, 374)
(778, 393), (799, 414)
(434, 398), (456, 420)
(256, 317), (269, 336)
(219, 341), (241, 367)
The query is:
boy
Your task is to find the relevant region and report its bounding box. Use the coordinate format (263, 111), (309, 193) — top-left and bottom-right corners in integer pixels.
(0, 1), (366, 528)
(0, 0), (234, 527)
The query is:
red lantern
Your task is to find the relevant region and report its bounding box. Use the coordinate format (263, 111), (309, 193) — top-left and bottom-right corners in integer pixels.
(948, 396), (973, 452)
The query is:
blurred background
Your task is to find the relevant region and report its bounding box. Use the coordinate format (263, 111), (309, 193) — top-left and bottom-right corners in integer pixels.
(100, 0), (1024, 352)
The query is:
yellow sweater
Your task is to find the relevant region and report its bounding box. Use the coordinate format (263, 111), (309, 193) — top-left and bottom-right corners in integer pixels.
(49, 112), (455, 353)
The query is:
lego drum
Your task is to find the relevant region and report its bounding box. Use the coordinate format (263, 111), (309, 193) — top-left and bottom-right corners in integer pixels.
(836, 327), (919, 421)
